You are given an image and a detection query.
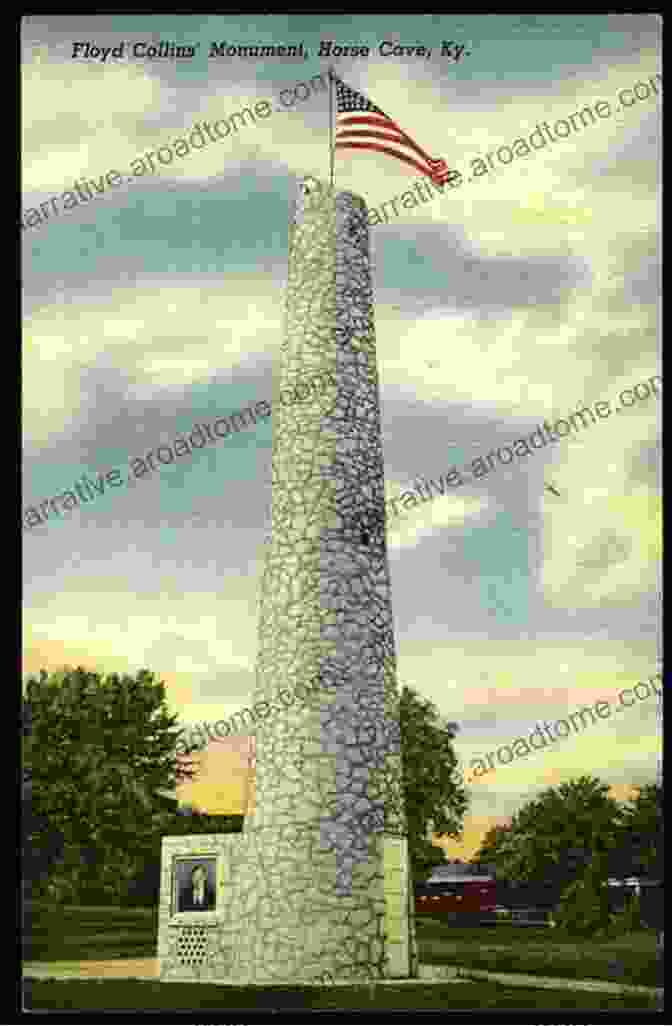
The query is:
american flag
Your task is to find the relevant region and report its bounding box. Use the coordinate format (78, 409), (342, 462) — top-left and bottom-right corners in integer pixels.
(332, 74), (453, 187)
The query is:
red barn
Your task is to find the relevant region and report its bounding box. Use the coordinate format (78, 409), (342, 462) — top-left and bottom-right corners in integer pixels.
(415, 863), (496, 921)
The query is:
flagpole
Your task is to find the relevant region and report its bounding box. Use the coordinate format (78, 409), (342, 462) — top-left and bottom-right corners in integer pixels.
(328, 65), (335, 188)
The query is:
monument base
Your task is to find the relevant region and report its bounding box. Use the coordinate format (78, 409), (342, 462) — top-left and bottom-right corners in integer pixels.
(157, 829), (418, 984)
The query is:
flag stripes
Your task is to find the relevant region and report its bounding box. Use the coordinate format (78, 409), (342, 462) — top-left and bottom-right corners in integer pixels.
(333, 74), (453, 186)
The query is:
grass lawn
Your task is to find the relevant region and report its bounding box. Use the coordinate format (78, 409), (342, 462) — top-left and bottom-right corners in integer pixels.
(23, 902), (158, 962)
(416, 918), (662, 988)
(22, 978), (660, 1012)
(24, 903), (663, 999)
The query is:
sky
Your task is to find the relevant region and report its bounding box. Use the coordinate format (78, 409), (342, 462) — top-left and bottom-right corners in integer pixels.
(22, 14), (662, 859)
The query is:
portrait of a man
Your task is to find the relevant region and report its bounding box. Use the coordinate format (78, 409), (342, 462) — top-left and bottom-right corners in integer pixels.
(174, 857), (216, 912)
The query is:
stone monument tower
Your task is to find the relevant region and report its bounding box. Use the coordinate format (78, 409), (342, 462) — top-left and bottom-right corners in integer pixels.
(157, 176), (417, 984)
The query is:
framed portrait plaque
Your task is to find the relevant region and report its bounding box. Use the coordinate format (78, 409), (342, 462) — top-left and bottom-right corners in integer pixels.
(173, 856), (217, 913)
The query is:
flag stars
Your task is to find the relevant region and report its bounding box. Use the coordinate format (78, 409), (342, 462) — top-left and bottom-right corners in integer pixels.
(332, 73), (451, 188)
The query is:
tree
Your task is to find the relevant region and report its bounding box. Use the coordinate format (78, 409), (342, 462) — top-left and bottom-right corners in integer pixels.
(554, 848), (612, 937)
(22, 784), (64, 897)
(471, 776), (622, 898)
(399, 685), (469, 883)
(22, 698), (64, 895)
(24, 668), (468, 898)
(170, 804), (244, 836)
(471, 823), (512, 872)
(613, 782), (663, 879)
(23, 666), (203, 902)
(125, 806), (243, 907)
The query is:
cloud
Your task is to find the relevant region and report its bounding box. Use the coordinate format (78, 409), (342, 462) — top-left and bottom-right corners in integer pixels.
(386, 487), (489, 551)
(22, 274), (282, 444)
(537, 368), (661, 606)
(22, 26), (661, 847)
(398, 636), (658, 727)
(23, 582), (258, 712)
(22, 54), (164, 193)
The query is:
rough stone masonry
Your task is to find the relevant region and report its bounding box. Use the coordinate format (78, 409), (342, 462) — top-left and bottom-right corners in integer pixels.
(157, 175), (418, 984)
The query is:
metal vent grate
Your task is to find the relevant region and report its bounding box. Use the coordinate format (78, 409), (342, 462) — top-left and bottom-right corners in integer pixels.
(175, 925), (214, 967)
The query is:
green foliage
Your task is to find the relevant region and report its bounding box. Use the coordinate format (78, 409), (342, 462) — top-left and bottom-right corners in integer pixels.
(472, 776), (623, 895)
(554, 850), (612, 938)
(23, 666), (204, 904)
(22, 793), (64, 892)
(122, 808), (243, 906)
(24, 667), (197, 849)
(605, 893), (645, 938)
(170, 806), (244, 836)
(612, 783), (663, 879)
(399, 685), (469, 883)
(24, 666), (469, 902)
(472, 823), (512, 871)
(472, 777), (664, 931)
